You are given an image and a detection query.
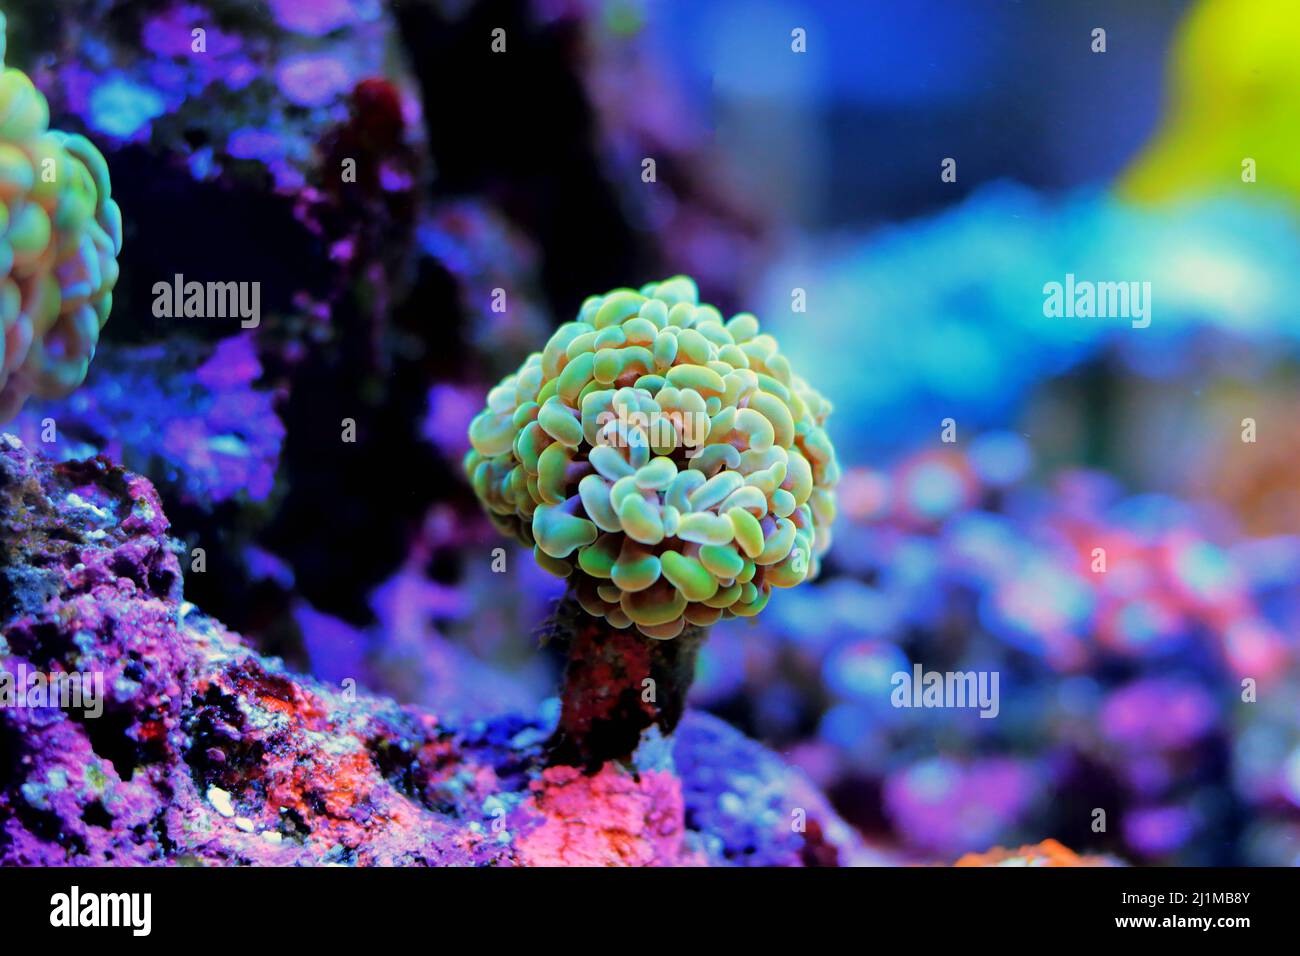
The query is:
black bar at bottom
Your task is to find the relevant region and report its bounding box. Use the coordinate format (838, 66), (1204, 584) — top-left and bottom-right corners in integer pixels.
(0, 864), (1290, 943)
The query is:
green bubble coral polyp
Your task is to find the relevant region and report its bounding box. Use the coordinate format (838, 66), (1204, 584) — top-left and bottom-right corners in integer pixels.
(0, 13), (122, 421)
(466, 276), (839, 639)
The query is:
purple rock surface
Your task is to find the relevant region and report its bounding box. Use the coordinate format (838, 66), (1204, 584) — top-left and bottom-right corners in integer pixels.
(0, 437), (872, 866)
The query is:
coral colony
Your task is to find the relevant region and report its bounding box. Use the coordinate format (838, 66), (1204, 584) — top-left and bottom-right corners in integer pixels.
(0, 13), (121, 422)
(465, 276), (838, 636)
(466, 276), (839, 763)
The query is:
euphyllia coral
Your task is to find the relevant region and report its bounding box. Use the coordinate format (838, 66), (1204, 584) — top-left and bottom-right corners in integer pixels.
(465, 276), (839, 639)
(0, 13), (122, 421)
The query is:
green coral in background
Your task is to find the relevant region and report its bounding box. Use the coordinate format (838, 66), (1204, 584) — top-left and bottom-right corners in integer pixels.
(0, 11), (122, 421)
(466, 276), (839, 639)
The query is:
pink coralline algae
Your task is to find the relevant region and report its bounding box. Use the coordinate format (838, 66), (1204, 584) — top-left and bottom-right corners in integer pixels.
(516, 764), (706, 867)
(0, 437), (867, 866)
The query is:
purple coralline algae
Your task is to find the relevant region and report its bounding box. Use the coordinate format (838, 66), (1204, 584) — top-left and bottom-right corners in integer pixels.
(31, 0), (394, 190)
(0, 437), (867, 866)
(8, 335), (285, 507)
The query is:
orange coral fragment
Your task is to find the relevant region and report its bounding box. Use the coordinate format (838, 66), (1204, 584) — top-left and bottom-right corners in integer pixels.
(952, 838), (1113, 867)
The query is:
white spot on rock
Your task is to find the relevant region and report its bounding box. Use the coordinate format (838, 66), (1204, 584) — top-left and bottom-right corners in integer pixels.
(208, 786), (235, 818)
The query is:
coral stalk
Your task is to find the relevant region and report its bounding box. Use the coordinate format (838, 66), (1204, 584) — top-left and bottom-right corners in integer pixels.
(546, 596), (705, 768)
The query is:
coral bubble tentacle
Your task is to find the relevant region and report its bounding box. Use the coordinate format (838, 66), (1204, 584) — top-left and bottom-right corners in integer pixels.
(466, 276), (839, 639)
(0, 12), (122, 422)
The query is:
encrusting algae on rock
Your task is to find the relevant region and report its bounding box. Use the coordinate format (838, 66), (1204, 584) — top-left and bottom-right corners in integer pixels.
(0, 11), (122, 422)
(465, 275), (839, 640)
(0, 434), (871, 866)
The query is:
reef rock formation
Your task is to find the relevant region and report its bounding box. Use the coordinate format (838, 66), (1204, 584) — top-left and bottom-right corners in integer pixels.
(0, 436), (870, 866)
